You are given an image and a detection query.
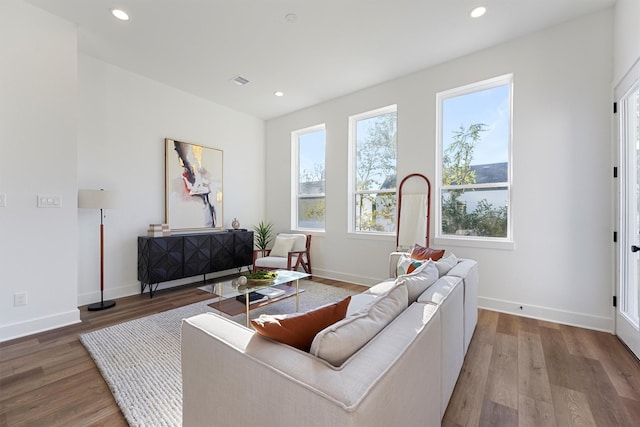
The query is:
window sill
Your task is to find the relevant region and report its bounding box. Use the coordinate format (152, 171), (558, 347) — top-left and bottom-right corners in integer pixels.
(433, 236), (515, 251)
(347, 231), (395, 242)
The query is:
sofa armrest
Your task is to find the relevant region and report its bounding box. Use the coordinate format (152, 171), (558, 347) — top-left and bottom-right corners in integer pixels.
(445, 259), (478, 353)
(181, 305), (442, 427)
(388, 251), (409, 278)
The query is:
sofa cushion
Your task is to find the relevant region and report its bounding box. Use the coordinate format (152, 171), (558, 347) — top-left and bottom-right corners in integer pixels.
(346, 293), (378, 317)
(251, 296), (351, 351)
(310, 282), (409, 366)
(434, 253), (458, 276)
(269, 235), (297, 257)
(397, 259), (439, 303)
(410, 244), (445, 261)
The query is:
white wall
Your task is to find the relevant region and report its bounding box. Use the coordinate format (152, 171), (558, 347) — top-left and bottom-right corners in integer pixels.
(0, 1), (266, 341)
(613, 0), (640, 85)
(0, 0), (80, 341)
(77, 54), (266, 305)
(266, 9), (615, 331)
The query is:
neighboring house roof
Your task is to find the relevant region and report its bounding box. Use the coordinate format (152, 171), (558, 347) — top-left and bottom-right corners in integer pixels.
(472, 162), (508, 184)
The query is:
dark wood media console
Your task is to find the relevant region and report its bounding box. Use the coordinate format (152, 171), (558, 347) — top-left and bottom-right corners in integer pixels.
(137, 230), (254, 298)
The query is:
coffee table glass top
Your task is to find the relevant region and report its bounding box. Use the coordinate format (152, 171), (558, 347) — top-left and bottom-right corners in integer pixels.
(210, 270), (310, 297)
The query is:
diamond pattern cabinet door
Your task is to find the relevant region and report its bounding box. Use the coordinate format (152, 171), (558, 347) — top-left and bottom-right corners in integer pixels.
(211, 232), (234, 271)
(184, 234), (212, 277)
(233, 230), (254, 267)
(137, 238), (151, 284)
(148, 236), (184, 283)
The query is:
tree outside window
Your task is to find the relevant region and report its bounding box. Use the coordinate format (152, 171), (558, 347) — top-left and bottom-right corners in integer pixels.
(350, 105), (397, 233)
(438, 75), (512, 240)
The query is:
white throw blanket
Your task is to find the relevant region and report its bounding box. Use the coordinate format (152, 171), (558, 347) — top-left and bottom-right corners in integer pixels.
(397, 193), (427, 251)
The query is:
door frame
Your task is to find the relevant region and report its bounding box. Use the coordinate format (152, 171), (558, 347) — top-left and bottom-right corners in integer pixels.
(614, 57), (640, 360)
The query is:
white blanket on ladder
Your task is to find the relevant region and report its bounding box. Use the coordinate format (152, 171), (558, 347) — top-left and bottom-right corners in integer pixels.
(397, 193), (427, 251)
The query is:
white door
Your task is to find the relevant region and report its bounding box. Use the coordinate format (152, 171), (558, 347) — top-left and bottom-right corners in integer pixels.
(616, 59), (640, 360)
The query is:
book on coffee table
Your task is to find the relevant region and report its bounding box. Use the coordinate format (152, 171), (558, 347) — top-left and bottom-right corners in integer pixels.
(235, 292), (268, 304)
(256, 287), (286, 299)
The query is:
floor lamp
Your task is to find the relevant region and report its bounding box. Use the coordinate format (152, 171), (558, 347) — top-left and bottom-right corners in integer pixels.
(78, 189), (119, 311)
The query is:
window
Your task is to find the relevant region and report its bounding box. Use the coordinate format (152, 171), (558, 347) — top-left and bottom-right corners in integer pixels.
(349, 105), (398, 234)
(436, 75), (512, 242)
(292, 125), (325, 230)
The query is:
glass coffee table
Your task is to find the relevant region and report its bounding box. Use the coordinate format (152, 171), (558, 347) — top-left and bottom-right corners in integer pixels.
(207, 270), (310, 327)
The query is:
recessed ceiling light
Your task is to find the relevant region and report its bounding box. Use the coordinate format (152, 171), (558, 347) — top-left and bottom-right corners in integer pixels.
(111, 9), (130, 21)
(274, 91), (284, 97)
(470, 6), (486, 18)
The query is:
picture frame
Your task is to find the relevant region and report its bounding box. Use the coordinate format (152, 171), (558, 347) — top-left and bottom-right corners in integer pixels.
(165, 138), (223, 231)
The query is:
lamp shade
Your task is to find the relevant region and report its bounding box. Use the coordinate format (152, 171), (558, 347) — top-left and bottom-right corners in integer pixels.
(78, 189), (119, 209)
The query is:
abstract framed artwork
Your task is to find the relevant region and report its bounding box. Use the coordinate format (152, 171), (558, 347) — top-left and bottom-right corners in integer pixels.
(165, 138), (223, 231)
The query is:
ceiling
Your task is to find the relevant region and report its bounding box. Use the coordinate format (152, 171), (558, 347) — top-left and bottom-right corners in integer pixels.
(24, 0), (614, 120)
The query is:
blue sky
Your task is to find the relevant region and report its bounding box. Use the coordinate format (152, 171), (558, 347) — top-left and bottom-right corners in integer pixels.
(298, 130), (325, 179)
(442, 84), (510, 166)
(297, 84), (510, 179)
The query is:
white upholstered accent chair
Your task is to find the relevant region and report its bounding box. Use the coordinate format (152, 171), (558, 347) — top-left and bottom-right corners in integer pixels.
(252, 233), (312, 275)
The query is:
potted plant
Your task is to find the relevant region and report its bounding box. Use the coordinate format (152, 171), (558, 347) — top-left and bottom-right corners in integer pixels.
(253, 220), (274, 250)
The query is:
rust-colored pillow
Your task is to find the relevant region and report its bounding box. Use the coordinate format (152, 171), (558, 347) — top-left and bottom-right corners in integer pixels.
(410, 244), (445, 261)
(251, 296), (351, 352)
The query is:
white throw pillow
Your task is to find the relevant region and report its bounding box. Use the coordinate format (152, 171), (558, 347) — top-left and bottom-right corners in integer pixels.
(397, 259), (439, 303)
(310, 281), (409, 366)
(434, 253), (458, 276)
(269, 236), (296, 257)
(346, 293), (378, 317)
(396, 254), (429, 276)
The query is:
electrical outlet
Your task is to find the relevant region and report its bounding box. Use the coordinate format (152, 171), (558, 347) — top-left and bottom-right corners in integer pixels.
(14, 292), (28, 306)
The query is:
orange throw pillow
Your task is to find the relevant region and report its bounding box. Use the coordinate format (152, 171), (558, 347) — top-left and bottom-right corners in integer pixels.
(251, 296), (351, 352)
(410, 244), (445, 261)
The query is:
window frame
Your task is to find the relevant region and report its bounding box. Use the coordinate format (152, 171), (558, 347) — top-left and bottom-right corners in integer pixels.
(434, 74), (515, 249)
(347, 104), (398, 237)
(291, 123), (326, 232)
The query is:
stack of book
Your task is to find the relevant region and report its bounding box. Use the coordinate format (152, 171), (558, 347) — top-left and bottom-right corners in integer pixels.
(147, 223), (171, 237)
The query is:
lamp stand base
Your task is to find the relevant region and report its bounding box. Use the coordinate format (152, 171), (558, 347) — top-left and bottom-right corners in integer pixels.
(88, 300), (116, 311)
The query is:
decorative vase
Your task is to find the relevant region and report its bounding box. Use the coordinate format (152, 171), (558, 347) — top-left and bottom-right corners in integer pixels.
(231, 218), (240, 229)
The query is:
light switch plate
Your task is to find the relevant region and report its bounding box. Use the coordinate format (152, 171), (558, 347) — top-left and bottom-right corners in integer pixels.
(0, 193), (6, 207)
(37, 194), (62, 208)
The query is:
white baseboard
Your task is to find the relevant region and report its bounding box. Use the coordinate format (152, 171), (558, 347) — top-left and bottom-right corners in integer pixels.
(478, 296), (614, 333)
(0, 309), (80, 343)
(77, 269), (251, 306)
(309, 267), (378, 287)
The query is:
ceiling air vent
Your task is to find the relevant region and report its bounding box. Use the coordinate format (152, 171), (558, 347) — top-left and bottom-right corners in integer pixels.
(231, 76), (250, 86)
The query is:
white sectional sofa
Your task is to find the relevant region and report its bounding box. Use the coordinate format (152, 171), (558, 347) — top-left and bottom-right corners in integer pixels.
(181, 253), (478, 426)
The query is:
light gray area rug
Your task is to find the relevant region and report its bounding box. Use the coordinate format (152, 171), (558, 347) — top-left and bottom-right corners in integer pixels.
(79, 280), (357, 427)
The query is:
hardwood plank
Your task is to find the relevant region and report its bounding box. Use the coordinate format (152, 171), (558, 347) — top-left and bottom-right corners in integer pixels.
(550, 384), (596, 427)
(443, 341), (494, 426)
(472, 307), (499, 345)
(590, 332), (640, 401)
(538, 326), (580, 390)
(514, 315), (540, 334)
(577, 356), (633, 426)
(496, 312), (518, 336)
(518, 394), (556, 427)
(558, 324), (599, 360)
(479, 400), (518, 426)
(621, 396), (640, 423)
(484, 332), (518, 410)
(518, 331), (553, 403)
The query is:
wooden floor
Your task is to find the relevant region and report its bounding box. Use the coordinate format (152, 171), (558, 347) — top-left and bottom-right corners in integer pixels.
(443, 309), (640, 426)
(1, 280), (639, 427)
